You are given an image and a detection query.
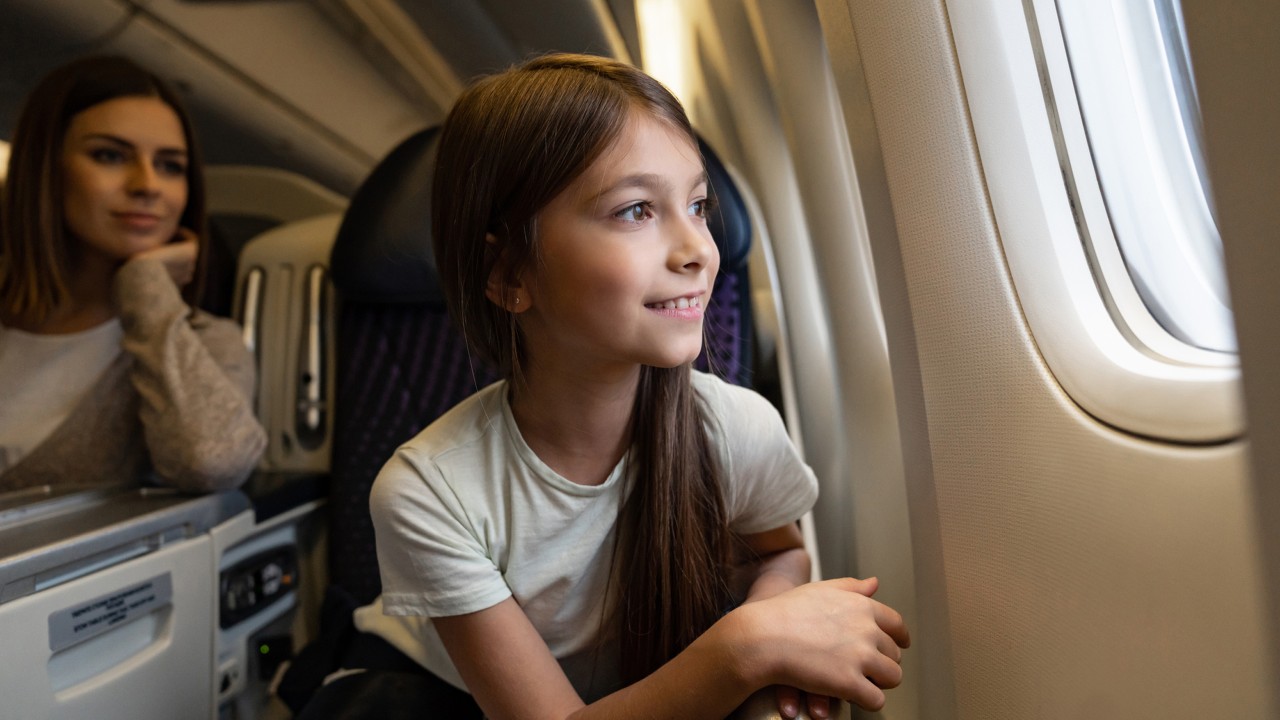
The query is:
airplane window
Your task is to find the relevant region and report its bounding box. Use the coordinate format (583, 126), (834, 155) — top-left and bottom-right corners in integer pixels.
(948, 0), (1242, 442)
(1056, 0), (1235, 353)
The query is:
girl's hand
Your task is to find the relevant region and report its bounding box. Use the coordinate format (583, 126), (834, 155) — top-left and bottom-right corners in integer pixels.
(736, 576), (910, 713)
(129, 228), (198, 288)
(775, 686), (835, 719)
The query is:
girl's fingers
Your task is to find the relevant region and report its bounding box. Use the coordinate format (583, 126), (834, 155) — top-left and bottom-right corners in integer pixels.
(825, 578), (910, 648)
(863, 651), (905, 692)
(845, 676), (888, 713)
(775, 685), (802, 719)
(872, 601), (911, 648)
(876, 628), (903, 663)
(828, 576), (878, 598)
(805, 692), (832, 718)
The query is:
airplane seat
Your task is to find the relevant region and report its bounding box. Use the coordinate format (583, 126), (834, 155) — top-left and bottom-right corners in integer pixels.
(695, 136), (755, 387)
(233, 213), (342, 474)
(202, 213), (281, 318)
(213, 209), (343, 716)
(324, 127), (758, 607)
(323, 126), (493, 607)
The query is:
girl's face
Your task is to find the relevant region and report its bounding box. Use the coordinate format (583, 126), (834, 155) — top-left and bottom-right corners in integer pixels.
(515, 112), (720, 376)
(60, 96), (189, 263)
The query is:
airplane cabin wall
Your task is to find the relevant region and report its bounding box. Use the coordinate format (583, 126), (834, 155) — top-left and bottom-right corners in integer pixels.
(635, 2), (930, 713)
(681, 0), (849, 573)
(809, 0), (1276, 717)
(1183, 0), (1280, 714)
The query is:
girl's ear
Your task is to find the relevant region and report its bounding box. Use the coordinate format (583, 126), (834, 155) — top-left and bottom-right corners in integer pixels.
(484, 233), (531, 313)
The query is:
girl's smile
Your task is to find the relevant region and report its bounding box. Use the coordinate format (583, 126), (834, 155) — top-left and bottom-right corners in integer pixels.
(644, 293), (705, 319)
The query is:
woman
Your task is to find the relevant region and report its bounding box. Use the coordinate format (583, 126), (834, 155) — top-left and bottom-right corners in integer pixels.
(0, 55), (266, 492)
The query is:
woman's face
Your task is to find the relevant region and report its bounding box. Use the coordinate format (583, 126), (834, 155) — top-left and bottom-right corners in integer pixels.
(60, 95), (189, 262)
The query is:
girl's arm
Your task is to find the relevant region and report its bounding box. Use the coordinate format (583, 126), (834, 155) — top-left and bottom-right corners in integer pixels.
(114, 252), (267, 492)
(739, 523), (839, 719)
(740, 522), (812, 602)
(434, 577), (909, 720)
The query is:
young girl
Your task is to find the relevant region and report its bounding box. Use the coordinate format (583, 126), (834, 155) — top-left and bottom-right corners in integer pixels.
(359, 53), (909, 719)
(0, 56), (266, 492)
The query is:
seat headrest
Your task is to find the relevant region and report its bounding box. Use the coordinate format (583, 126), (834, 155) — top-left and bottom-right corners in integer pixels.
(699, 137), (752, 271)
(331, 127), (752, 305)
(331, 127), (445, 306)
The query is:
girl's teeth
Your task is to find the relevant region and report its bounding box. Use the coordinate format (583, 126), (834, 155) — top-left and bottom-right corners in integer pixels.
(648, 297), (700, 309)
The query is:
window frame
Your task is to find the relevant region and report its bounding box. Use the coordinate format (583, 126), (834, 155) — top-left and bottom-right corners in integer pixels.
(1056, 0), (1234, 355)
(946, 0), (1242, 443)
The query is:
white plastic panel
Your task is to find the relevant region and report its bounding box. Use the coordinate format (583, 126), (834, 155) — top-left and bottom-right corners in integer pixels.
(127, 0), (436, 160)
(0, 537), (214, 720)
(234, 214), (342, 473)
(211, 507), (320, 716)
(206, 166), (347, 226)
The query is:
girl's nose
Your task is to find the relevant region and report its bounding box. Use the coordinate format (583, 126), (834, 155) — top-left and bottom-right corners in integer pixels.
(670, 218), (717, 272)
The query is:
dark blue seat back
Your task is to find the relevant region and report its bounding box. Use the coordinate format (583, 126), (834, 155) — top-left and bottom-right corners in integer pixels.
(695, 136), (754, 384)
(327, 128), (755, 604)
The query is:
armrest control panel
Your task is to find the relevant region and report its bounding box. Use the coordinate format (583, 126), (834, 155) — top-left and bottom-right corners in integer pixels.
(219, 546), (297, 629)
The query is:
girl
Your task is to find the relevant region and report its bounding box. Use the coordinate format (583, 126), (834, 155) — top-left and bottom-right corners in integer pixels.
(360, 53), (909, 719)
(0, 56), (266, 492)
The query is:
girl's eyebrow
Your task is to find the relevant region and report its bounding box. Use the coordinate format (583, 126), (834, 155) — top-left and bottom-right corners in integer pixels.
(594, 170), (709, 199)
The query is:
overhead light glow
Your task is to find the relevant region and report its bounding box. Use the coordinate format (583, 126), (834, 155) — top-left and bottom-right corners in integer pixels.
(637, 0), (692, 105)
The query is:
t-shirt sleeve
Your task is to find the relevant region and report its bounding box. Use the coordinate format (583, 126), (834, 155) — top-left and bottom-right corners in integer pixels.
(369, 447), (512, 618)
(701, 375), (820, 535)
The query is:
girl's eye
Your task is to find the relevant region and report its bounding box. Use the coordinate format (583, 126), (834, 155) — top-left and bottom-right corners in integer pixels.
(89, 148), (127, 165)
(616, 202), (653, 224)
(689, 199), (708, 219)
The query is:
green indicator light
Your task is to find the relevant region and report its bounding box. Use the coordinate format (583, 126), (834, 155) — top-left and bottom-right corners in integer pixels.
(259, 644), (270, 655)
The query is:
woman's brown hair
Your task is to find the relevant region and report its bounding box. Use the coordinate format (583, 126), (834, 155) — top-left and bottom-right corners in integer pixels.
(432, 52), (734, 683)
(0, 55), (209, 325)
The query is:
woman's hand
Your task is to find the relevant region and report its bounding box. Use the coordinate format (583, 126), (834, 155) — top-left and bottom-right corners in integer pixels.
(734, 576), (910, 713)
(129, 227), (198, 288)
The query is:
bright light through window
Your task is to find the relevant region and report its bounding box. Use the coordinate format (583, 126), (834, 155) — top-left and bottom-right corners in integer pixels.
(637, 0), (692, 105)
(1058, 0), (1235, 353)
(0, 140), (9, 185)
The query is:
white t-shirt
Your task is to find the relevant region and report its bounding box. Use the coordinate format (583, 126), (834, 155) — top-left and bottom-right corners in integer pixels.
(0, 320), (123, 473)
(359, 370), (819, 700)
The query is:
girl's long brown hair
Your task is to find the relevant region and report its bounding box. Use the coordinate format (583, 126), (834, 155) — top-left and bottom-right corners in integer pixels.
(432, 53), (734, 683)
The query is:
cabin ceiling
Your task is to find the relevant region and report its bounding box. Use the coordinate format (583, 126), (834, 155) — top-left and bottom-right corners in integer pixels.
(0, 0), (642, 195)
